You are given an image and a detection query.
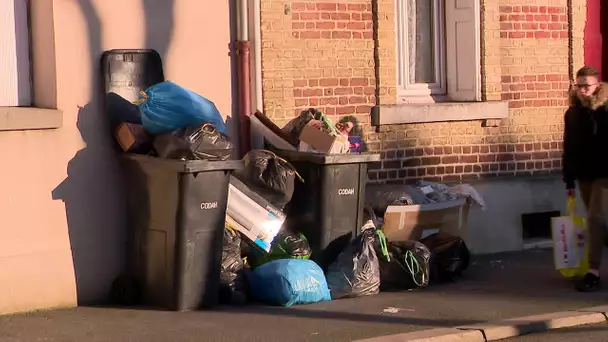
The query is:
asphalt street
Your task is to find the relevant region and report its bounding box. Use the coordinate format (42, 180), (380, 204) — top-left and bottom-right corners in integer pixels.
(2, 249), (608, 342)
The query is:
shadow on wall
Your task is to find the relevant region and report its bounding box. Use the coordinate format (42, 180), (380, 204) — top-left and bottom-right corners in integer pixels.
(52, 0), (176, 305)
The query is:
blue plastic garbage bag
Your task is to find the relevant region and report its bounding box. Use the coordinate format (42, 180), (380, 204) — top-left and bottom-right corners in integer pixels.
(136, 81), (227, 135)
(250, 259), (331, 307)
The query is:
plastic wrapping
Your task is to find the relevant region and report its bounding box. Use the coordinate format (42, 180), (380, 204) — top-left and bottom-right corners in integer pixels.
(420, 233), (471, 283)
(250, 230), (312, 268)
(378, 241), (431, 291)
(325, 222), (388, 299)
(250, 259), (331, 307)
(154, 123), (233, 161)
(219, 228), (248, 305)
(282, 108), (317, 139)
(137, 81), (227, 135)
(365, 184), (422, 217)
(235, 150), (301, 209)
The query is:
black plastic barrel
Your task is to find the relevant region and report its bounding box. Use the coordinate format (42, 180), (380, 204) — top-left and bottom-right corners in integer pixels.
(275, 151), (380, 270)
(121, 155), (243, 311)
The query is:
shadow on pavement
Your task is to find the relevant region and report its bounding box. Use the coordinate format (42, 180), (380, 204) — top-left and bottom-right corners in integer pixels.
(222, 305), (482, 327)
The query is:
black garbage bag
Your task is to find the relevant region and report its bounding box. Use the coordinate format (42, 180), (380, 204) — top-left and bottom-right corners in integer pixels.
(249, 230), (312, 268)
(420, 233), (471, 283)
(220, 227), (248, 305)
(282, 108), (317, 139)
(234, 150), (301, 209)
(378, 240), (431, 291)
(153, 123), (233, 161)
(325, 223), (388, 299)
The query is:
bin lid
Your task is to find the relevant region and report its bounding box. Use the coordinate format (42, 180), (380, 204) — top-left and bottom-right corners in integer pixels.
(102, 49), (165, 127)
(101, 49), (165, 101)
(123, 154), (244, 173)
(273, 150), (380, 165)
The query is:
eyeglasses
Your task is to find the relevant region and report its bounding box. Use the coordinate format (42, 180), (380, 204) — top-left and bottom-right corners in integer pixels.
(574, 83), (598, 90)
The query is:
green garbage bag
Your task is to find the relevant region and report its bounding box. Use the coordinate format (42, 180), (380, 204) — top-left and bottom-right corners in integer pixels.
(250, 230), (312, 268)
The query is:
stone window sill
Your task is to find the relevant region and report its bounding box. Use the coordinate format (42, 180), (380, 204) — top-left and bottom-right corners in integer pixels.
(371, 101), (509, 126)
(0, 107), (63, 131)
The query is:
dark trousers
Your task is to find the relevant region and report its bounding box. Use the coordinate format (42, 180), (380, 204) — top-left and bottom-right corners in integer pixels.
(579, 179), (608, 270)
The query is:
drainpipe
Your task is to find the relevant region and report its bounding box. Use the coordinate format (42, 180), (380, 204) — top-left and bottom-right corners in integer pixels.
(248, 0), (264, 149)
(235, 0), (251, 157)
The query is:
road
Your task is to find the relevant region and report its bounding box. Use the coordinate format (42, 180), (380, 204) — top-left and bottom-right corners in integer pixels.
(2, 249), (608, 341)
(503, 322), (608, 341)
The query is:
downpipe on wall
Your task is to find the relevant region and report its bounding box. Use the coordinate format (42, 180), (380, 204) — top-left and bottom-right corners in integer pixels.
(235, 0), (252, 157)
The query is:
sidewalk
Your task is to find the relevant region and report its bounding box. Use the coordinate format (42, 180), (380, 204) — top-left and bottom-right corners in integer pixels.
(1, 249), (608, 342)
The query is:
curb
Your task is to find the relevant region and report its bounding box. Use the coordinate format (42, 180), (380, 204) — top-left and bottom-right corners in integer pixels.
(352, 306), (608, 342)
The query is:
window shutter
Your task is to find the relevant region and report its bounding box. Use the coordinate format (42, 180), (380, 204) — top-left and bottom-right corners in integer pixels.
(0, 0), (31, 106)
(445, 0), (481, 101)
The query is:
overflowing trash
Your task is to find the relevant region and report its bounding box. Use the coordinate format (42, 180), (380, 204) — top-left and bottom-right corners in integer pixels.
(154, 123), (233, 161)
(234, 150), (302, 209)
(249, 229), (312, 268)
(112, 81), (231, 162)
(226, 176), (286, 253)
(366, 180), (484, 246)
(325, 221), (388, 299)
(249, 259), (331, 307)
(106, 71), (477, 310)
(420, 233), (471, 283)
(251, 109), (354, 155)
(138, 81), (227, 135)
(115, 122), (152, 154)
(366, 180), (486, 209)
(220, 227), (249, 305)
(378, 240), (431, 291)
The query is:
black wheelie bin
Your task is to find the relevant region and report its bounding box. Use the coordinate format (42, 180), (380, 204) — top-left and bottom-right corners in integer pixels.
(102, 49), (243, 310)
(275, 151), (380, 270)
(117, 155), (242, 311)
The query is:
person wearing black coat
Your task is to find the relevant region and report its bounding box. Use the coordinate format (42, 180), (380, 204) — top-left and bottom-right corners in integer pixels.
(563, 66), (608, 292)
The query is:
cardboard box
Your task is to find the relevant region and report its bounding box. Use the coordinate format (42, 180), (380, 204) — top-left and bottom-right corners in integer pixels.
(115, 123), (152, 153)
(298, 121), (349, 154)
(382, 199), (470, 242)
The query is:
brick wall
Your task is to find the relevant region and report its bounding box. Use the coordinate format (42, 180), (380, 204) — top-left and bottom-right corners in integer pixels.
(261, 0), (375, 126)
(260, 0), (585, 184)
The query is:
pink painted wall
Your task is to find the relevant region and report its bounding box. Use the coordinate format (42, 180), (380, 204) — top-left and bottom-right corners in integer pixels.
(0, 0), (234, 314)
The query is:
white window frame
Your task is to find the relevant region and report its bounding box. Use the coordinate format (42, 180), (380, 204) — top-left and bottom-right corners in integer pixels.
(395, 0), (482, 103)
(396, 0), (447, 99)
(0, 0), (32, 107)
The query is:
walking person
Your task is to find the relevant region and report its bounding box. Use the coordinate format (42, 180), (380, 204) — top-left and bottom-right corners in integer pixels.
(563, 66), (608, 292)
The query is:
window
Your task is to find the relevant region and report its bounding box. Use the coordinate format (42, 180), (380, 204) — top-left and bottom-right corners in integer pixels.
(0, 0), (32, 107)
(396, 0), (481, 102)
(396, 0), (446, 97)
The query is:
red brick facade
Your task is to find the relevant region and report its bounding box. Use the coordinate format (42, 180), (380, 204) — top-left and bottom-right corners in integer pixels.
(260, 0), (580, 184)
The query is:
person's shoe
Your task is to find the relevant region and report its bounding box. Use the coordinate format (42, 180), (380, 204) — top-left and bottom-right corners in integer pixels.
(576, 273), (601, 292)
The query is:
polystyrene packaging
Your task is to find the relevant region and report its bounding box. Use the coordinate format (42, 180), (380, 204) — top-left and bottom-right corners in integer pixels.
(226, 179), (286, 252)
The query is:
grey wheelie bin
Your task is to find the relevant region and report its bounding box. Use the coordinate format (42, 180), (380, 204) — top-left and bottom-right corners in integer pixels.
(274, 151), (380, 270)
(116, 155), (243, 311)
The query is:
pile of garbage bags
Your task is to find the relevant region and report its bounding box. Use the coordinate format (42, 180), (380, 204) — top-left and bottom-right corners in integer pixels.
(217, 148), (473, 307)
(109, 82), (474, 308)
(113, 81), (233, 161)
(366, 180), (486, 215)
(221, 208), (471, 307)
(250, 108), (363, 154)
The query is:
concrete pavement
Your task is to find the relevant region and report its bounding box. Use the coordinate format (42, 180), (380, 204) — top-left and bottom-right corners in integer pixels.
(2, 249), (608, 342)
(503, 322), (608, 341)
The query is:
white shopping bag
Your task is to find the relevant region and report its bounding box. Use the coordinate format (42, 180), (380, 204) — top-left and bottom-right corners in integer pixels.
(551, 198), (588, 278)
